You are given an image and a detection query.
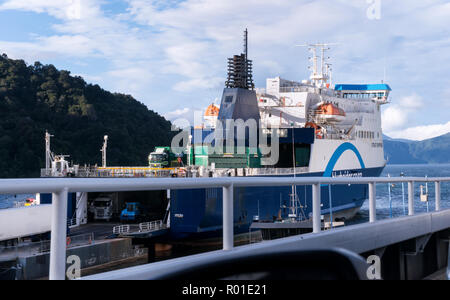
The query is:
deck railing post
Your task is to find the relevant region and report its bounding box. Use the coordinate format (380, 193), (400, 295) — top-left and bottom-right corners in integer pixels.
(408, 181), (415, 216)
(435, 181), (441, 211)
(312, 183), (321, 233)
(223, 184), (234, 251)
(49, 188), (68, 280)
(369, 182), (376, 223)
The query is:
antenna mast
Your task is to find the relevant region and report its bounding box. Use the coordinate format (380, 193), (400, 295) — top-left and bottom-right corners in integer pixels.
(296, 43), (337, 88)
(244, 28), (248, 61)
(225, 29), (254, 90)
(45, 130), (54, 170)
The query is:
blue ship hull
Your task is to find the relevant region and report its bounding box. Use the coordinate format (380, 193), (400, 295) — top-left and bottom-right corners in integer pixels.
(169, 166), (384, 240)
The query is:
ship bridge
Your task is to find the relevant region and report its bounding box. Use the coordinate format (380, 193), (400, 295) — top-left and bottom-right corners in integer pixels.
(335, 84), (391, 104)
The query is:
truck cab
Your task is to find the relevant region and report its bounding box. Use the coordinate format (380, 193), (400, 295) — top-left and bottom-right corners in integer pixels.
(120, 202), (142, 223)
(149, 147), (170, 168)
(149, 147), (186, 168)
(92, 194), (113, 222)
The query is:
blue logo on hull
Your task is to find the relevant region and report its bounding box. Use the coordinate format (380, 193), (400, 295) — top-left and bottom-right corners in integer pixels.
(323, 142), (366, 177)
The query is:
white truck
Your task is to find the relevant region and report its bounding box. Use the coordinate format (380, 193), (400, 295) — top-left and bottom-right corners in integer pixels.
(91, 194), (114, 222)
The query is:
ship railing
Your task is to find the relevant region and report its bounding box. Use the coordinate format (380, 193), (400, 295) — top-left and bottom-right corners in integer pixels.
(139, 220), (165, 233)
(246, 167), (309, 176)
(41, 167), (174, 178)
(67, 218), (77, 228)
(112, 221), (166, 235)
(1, 176), (449, 280)
(113, 225), (131, 235)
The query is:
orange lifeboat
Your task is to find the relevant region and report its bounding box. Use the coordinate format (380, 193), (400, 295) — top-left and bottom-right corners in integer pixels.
(205, 104), (220, 117)
(315, 102), (346, 123)
(204, 103), (220, 128)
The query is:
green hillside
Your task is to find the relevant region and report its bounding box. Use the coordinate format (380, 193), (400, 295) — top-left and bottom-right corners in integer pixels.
(0, 54), (175, 178)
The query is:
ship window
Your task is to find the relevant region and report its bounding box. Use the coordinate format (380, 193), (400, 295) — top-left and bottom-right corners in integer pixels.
(225, 96), (234, 103)
(276, 143), (311, 168)
(295, 145), (311, 168)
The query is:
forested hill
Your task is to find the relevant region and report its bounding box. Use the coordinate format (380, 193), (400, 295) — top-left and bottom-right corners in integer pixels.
(0, 54), (175, 178)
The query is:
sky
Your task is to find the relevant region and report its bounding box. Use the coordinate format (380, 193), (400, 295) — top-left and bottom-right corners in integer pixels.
(0, 0), (449, 141)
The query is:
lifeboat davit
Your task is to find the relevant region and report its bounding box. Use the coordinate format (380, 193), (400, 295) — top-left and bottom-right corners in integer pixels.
(315, 102), (346, 123)
(305, 122), (324, 139)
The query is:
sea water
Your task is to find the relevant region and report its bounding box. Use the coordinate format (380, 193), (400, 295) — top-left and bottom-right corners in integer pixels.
(353, 163), (450, 222)
(0, 194), (34, 209)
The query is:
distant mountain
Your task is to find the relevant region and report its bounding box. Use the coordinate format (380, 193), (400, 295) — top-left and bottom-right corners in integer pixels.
(0, 54), (175, 178)
(384, 133), (450, 164)
(382, 134), (415, 144)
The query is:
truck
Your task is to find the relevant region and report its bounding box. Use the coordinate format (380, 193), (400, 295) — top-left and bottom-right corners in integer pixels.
(148, 147), (186, 168)
(120, 202), (144, 223)
(90, 194), (114, 222)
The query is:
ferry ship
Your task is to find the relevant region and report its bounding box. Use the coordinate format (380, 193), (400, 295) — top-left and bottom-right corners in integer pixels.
(168, 31), (391, 239)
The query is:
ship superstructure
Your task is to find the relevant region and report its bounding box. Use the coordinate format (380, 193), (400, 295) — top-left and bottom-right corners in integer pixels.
(168, 32), (391, 239)
(39, 30), (392, 241)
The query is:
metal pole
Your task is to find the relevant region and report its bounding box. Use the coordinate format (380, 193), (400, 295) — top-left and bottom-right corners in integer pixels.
(435, 181), (441, 211)
(408, 182), (414, 216)
(49, 188), (68, 280)
(388, 175), (392, 218)
(369, 182), (376, 223)
(312, 184), (321, 233)
(402, 182), (406, 216)
(223, 184), (234, 251)
(328, 184), (333, 229)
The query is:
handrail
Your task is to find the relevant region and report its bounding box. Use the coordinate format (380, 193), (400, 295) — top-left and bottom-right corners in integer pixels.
(0, 176), (449, 280)
(1, 177), (449, 194)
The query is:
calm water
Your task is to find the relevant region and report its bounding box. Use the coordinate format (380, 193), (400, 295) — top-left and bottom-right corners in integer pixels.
(0, 194), (33, 210)
(353, 163), (450, 223)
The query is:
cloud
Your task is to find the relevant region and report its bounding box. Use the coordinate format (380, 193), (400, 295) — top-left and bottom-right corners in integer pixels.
(164, 107), (206, 128)
(387, 121), (450, 141)
(0, 0), (449, 129)
(382, 94), (424, 132)
(382, 106), (409, 132)
(0, 0), (98, 20)
(398, 94), (423, 109)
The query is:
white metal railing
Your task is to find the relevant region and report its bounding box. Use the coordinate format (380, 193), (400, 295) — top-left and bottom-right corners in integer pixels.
(139, 220), (165, 233)
(41, 167), (174, 178)
(113, 225), (131, 235)
(112, 221), (166, 235)
(0, 176), (449, 280)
